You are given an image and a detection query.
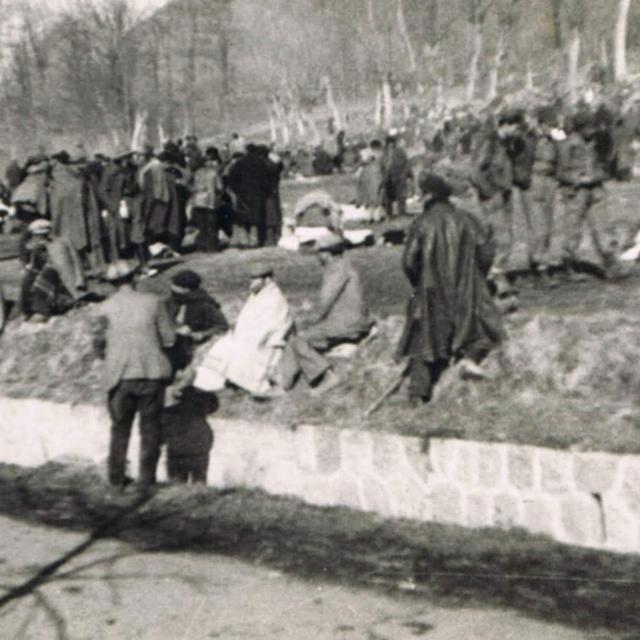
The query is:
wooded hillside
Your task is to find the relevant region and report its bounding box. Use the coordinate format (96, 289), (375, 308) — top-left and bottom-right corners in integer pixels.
(1, 0), (639, 158)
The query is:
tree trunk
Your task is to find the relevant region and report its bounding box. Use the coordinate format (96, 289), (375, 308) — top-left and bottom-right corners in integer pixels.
(323, 76), (343, 131)
(382, 77), (393, 130)
(526, 60), (534, 90)
(567, 25), (581, 101)
(272, 95), (290, 146)
(396, 0), (417, 72)
(218, 0), (232, 125)
(183, 0), (197, 136)
(614, 0), (631, 82)
(487, 31), (504, 101)
(425, 0), (439, 47)
(269, 113), (278, 144)
(366, 0), (376, 31)
(130, 109), (147, 152)
(467, 21), (483, 102)
(374, 87), (382, 128)
(551, 0), (563, 49)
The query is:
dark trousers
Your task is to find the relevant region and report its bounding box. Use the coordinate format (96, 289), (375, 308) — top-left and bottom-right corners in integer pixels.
(191, 206), (220, 253)
(408, 357), (448, 403)
(384, 180), (407, 218)
(107, 379), (166, 487)
(167, 452), (209, 484)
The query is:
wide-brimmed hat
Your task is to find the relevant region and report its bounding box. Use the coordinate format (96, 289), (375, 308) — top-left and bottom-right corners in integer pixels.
(418, 173), (453, 200)
(28, 219), (52, 236)
(171, 269), (202, 290)
(104, 259), (138, 282)
(248, 262), (274, 278)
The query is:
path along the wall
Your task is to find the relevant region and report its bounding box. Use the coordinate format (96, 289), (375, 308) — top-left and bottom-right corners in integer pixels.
(2, 397), (640, 554)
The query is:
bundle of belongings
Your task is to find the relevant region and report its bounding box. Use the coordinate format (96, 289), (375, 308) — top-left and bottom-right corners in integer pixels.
(278, 190), (376, 252)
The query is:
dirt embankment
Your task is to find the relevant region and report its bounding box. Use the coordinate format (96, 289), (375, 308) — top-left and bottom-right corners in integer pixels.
(1, 298), (640, 453)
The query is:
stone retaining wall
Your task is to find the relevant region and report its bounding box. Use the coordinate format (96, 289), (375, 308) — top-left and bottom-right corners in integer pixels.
(2, 397), (639, 553)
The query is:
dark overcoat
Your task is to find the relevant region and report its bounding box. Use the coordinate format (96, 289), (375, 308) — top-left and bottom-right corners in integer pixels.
(225, 153), (270, 227)
(399, 200), (505, 363)
(264, 158), (283, 228)
(50, 162), (102, 256)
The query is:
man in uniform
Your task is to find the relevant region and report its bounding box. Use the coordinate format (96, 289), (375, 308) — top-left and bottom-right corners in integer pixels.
(556, 110), (611, 278)
(529, 106), (561, 280)
(471, 115), (514, 285)
(382, 132), (412, 218)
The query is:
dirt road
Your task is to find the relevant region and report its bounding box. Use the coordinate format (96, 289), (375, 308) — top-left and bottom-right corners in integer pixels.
(0, 514), (592, 640)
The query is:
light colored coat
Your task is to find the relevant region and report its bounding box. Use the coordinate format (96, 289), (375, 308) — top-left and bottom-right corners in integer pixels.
(307, 257), (371, 341)
(194, 281), (292, 396)
(97, 287), (176, 390)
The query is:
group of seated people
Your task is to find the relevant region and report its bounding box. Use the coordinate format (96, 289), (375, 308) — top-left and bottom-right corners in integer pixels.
(174, 234), (373, 401)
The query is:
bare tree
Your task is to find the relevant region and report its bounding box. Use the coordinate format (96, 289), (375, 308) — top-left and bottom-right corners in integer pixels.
(466, 0), (494, 102)
(614, 0), (631, 81)
(396, 0), (417, 73)
(551, 0), (563, 49)
(487, 0), (521, 101)
(563, 0), (587, 100)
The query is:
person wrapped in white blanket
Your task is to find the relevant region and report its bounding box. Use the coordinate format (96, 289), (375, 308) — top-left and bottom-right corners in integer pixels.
(193, 262), (292, 398)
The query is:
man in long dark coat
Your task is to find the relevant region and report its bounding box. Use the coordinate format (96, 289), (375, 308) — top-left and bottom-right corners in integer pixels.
(225, 143), (271, 247)
(258, 145), (284, 246)
(50, 147), (105, 275)
(142, 149), (188, 252)
(398, 174), (505, 404)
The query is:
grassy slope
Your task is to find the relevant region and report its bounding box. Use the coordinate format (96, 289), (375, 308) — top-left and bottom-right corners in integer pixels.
(2, 177), (640, 453)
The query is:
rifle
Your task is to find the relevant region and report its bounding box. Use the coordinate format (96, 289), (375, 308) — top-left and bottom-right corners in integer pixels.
(362, 360), (411, 419)
(363, 293), (417, 419)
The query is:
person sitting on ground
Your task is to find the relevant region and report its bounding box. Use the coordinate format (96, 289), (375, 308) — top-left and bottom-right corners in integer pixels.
(165, 269), (229, 403)
(297, 234), (373, 351)
(193, 263), (293, 398)
(397, 174), (506, 405)
(19, 219), (87, 323)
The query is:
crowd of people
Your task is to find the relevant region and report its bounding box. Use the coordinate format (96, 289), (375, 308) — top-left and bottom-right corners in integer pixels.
(88, 162), (506, 492)
(1, 135), (293, 322)
(429, 97), (638, 285)
(2, 87), (640, 492)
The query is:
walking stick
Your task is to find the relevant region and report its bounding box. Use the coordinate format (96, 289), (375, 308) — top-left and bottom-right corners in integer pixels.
(363, 361), (410, 419)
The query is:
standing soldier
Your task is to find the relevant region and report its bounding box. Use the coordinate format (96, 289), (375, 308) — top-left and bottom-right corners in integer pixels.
(382, 132), (412, 219)
(529, 106), (561, 282)
(556, 111), (611, 279)
(502, 109), (537, 272)
(471, 115), (514, 288)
